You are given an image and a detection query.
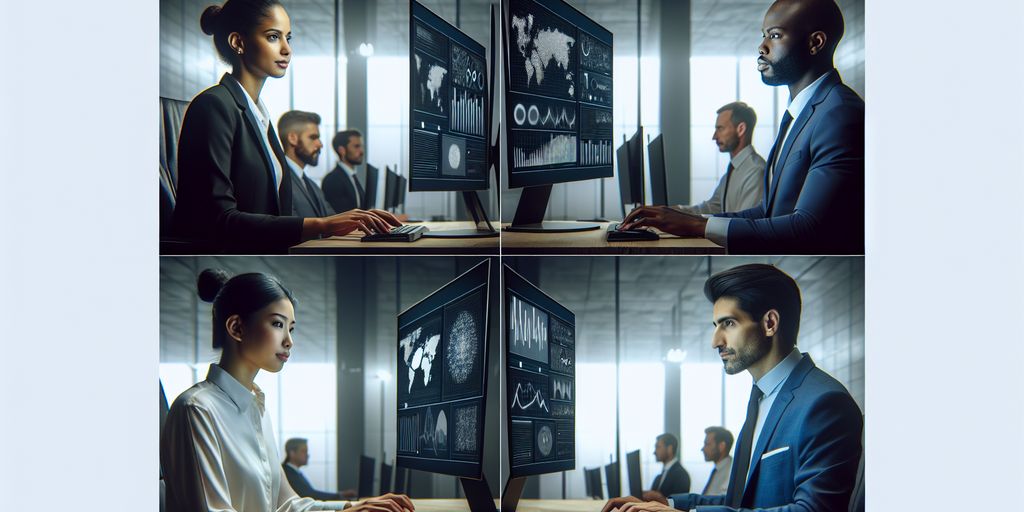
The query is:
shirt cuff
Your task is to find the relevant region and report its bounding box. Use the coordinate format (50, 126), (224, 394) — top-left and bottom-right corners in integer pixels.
(704, 216), (730, 249)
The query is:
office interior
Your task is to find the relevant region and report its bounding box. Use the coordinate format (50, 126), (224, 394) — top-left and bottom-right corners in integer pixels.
(498, 0), (865, 223)
(159, 256), (501, 500)
(160, 0), (500, 224)
(502, 255), (864, 501)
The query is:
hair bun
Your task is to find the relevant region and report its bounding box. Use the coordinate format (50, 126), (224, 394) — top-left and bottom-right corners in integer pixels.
(199, 5), (223, 35)
(197, 268), (230, 303)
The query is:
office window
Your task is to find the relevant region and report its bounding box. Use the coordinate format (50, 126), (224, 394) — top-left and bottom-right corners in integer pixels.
(619, 363), (665, 492)
(679, 362), (723, 491)
(290, 56), (338, 183)
(366, 56), (414, 215)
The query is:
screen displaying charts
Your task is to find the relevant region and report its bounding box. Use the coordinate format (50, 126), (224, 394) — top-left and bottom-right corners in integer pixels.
(505, 265), (576, 477)
(397, 261), (490, 478)
(504, 0), (613, 188)
(410, 0), (489, 192)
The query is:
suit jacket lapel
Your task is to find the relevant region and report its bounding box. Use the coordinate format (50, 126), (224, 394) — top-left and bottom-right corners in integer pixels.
(269, 123), (290, 214)
(304, 175), (327, 217)
(766, 70), (843, 213)
(221, 75), (283, 213)
(741, 355), (816, 504)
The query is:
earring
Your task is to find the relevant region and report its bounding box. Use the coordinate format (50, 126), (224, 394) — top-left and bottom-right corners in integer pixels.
(237, 49), (243, 55)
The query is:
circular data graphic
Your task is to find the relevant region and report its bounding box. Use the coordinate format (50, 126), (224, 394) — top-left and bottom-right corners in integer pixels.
(448, 143), (462, 169)
(537, 425), (553, 457)
(527, 105), (540, 125)
(514, 104), (527, 125)
(446, 310), (478, 384)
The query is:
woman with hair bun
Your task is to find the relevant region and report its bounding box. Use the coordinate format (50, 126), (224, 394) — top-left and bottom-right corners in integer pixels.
(161, 269), (414, 512)
(171, 0), (401, 254)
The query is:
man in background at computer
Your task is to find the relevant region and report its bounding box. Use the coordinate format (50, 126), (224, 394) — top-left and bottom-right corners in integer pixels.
(601, 264), (862, 512)
(282, 438), (356, 501)
(674, 102), (765, 215)
(278, 111), (335, 218)
(698, 427), (733, 496)
(622, 0), (864, 254)
(322, 129), (369, 213)
(643, 433), (691, 499)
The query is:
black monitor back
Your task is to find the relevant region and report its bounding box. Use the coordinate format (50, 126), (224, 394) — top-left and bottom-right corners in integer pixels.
(396, 260), (491, 479)
(605, 461), (621, 498)
(358, 455), (376, 498)
(503, 0), (614, 188)
(585, 467), (604, 499)
(505, 264), (576, 479)
(626, 449), (643, 498)
(364, 164), (380, 209)
(409, 0), (490, 192)
(647, 135), (668, 206)
(380, 462), (393, 494)
(384, 167), (399, 209)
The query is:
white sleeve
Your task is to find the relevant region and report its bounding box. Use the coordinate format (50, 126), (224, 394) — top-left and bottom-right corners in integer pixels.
(704, 217), (730, 249)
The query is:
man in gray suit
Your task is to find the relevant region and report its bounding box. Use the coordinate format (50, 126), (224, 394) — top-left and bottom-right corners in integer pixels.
(278, 110), (335, 218)
(676, 102), (766, 215)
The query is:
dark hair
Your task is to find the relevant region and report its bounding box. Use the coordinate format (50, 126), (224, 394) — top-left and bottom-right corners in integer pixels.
(704, 426), (735, 453)
(332, 129), (363, 153)
(200, 0), (283, 67)
(656, 433), (679, 457)
(284, 437), (307, 463)
(716, 101), (757, 134)
(809, 0), (845, 52)
(703, 264), (802, 350)
(278, 110), (322, 146)
(197, 268), (296, 349)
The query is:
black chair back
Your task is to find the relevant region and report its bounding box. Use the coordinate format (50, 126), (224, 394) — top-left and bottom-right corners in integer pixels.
(604, 461), (621, 498)
(380, 462), (393, 495)
(625, 450), (643, 498)
(159, 97), (189, 236)
(358, 455), (376, 498)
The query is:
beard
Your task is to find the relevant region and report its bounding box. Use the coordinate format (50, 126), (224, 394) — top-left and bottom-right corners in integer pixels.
(760, 51), (807, 86)
(298, 147), (320, 167)
(722, 333), (772, 375)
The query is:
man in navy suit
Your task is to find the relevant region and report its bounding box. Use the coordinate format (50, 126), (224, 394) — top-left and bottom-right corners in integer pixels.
(278, 110), (336, 219)
(622, 0), (864, 255)
(602, 263), (862, 512)
(281, 438), (354, 501)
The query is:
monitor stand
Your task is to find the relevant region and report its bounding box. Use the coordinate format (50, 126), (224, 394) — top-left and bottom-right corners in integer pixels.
(503, 184), (601, 233)
(461, 475), (498, 512)
(500, 476), (527, 512)
(421, 190), (500, 238)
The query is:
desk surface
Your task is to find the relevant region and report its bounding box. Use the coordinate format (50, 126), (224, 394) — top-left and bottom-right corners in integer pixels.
(409, 498), (600, 512)
(501, 223), (725, 255)
(290, 222), (500, 255)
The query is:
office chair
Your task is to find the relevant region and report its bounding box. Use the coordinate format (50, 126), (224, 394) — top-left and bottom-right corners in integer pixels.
(159, 381), (170, 512)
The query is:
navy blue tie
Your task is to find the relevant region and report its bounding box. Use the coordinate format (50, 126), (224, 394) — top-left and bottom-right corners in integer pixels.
(728, 384), (764, 507)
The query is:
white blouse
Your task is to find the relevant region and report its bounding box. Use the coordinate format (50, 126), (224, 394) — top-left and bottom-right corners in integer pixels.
(161, 364), (347, 511)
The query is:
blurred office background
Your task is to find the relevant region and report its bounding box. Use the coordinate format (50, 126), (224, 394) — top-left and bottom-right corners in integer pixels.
(499, 0), (865, 222)
(160, 0), (500, 222)
(503, 256), (864, 500)
(159, 256), (501, 498)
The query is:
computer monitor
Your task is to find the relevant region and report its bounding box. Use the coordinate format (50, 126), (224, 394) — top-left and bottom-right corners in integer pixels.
(410, 0), (497, 238)
(364, 163), (380, 210)
(502, 0), (614, 233)
(502, 264), (576, 511)
(396, 260), (495, 509)
(626, 449), (643, 499)
(615, 127), (645, 218)
(384, 166), (400, 211)
(647, 134), (668, 206)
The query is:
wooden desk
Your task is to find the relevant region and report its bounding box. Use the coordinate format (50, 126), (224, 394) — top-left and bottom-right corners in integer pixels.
(290, 222), (500, 255)
(408, 498), (599, 511)
(501, 223), (725, 255)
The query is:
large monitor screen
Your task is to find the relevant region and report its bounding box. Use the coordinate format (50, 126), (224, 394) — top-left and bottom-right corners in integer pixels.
(397, 260), (491, 478)
(504, 265), (576, 478)
(409, 0), (490, 192)
(504, 0), (613, 189)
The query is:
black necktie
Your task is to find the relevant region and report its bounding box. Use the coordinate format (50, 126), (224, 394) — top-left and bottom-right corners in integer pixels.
(721, 163), (735, 212)
(304, 177), (324, 217)
(702, 467), (717, 495)
(353, 173), (365, 209)
(728, 384), (764, 507)
(767, 111), (794, 188)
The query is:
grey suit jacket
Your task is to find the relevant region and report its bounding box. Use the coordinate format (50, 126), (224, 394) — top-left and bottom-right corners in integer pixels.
(290, 169), (335, 218)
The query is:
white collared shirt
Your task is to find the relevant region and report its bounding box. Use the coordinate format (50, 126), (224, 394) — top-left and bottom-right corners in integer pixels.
(705, 71), (833, 249)
(286, 156), (308, 182)
(161, 364), (347, 511)
(224, 74), (284, 194)
(746, 348), (804, 484)
(337, 161), (362, 209)
(705, 455), (732, 496)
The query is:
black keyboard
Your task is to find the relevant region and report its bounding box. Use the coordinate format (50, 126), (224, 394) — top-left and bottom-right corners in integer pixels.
(606, 222), (660, 241)
(361, 224), (428, 242)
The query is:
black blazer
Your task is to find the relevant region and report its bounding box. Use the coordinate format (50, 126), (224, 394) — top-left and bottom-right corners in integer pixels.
(171, 74), (304, 254)
(321, 164), (364, 214)
(282, 463), (342, 502)
(651, 460), (691, 497)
